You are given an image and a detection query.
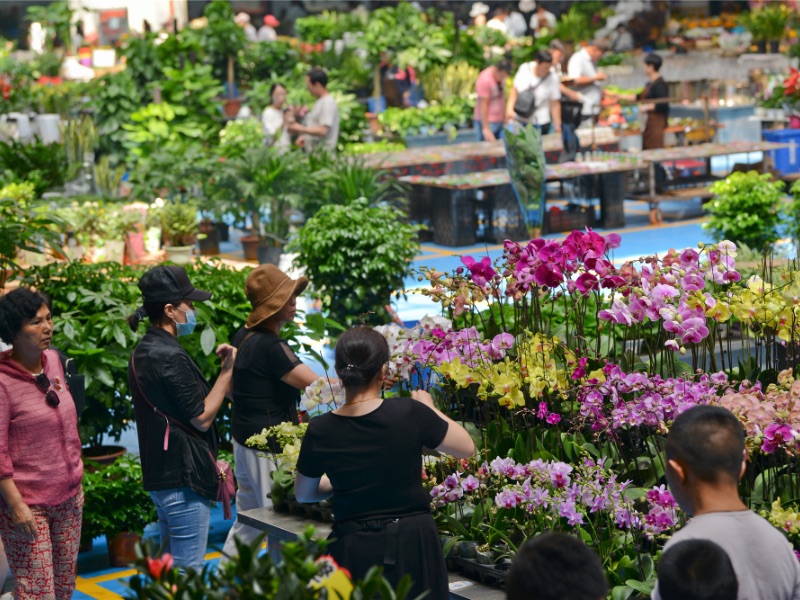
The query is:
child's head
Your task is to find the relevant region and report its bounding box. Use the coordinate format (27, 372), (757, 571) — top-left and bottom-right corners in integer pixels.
(665, 406), (745, 514)
(657, 539), (738, 600)
(506, 532), (608, 600)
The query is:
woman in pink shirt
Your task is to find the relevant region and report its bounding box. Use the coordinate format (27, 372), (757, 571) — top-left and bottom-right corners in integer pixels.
(474, 59), (512, 141)
(0, 287), (83, 599)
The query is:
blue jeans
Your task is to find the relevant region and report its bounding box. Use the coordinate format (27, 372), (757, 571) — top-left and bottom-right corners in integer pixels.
(150, 487), (211, 571)
(475, 120), (505, 141)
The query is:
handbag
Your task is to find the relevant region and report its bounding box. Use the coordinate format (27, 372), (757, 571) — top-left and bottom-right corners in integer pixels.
(513, 67), (551, 120)
(130, 354), (236, 519)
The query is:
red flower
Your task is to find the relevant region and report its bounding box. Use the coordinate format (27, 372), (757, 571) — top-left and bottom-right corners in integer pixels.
(784, 68), (800, 98)
(146, 553), (174, 579)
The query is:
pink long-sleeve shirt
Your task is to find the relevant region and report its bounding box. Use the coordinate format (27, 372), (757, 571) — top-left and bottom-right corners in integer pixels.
(0, 349), (83, 507)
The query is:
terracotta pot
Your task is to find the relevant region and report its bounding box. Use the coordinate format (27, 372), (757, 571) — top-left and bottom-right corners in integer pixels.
(222, 97), (243, 118)
(241, 235), (260, 261)
(198, 223), (220, 256)
(107, 532), (141, 568)
(82, 445), (127, 472)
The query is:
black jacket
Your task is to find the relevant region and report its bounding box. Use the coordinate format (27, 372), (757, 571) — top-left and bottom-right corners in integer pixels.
(128, 328), (219, 499)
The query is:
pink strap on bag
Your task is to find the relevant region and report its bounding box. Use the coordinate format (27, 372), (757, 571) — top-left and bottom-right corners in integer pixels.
(130, 353), (235, 519)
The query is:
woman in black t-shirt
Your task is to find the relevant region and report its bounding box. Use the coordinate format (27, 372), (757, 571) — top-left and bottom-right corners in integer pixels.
(295, 327), (475, 599)
(220, 265), (322, 564)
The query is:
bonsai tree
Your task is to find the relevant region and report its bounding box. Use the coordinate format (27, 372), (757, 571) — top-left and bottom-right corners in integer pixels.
(290, 197), (420, 328)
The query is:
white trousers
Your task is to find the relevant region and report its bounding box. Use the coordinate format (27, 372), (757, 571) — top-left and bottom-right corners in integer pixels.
(219, 439), (278, 565)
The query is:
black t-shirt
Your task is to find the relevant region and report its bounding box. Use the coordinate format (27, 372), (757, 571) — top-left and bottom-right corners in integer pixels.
(296, 398), (449, 522)
(230, 327), (302, 447)
(128, 328), (220, 499)
(638, 77), (670, 118)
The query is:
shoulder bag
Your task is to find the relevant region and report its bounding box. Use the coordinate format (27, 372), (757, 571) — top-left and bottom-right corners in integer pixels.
(513, 66), (551, 120)
(130, 353), (235, 519)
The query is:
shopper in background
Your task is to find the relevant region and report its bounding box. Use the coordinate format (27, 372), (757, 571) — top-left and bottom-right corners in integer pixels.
(0, 288), (84, 599)
(470, 2), (490, 27)
(610, 22), (635, 53)
(288, 67), (340, 153)
(127, 266), (236, 572)
(234, 12), (257, 43)
(637, 53), (669, 150)
(507, 50), (562, 133)
(567, 39), (609, 126)
(505, 4), (528, 38)
(295, 326), (475, 600)
(220, 265), (321, 564)
(475, 59), (512, 141)
(258, 14), (279, 42)
(529, 3), (557, 35)
(487, 6), (510, 35)
(261, 82), (292, 150)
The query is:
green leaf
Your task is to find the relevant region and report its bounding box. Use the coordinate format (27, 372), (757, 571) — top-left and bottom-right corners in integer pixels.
(200, 326), (217, 356)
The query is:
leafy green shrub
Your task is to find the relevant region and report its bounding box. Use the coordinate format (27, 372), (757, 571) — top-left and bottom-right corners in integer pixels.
(378, 98), (474, 138)
(0, 181), (63, 288)
(784, 180), (800, 247)
(218, 119), (264, 159)
(704, 171), (784, 252)
(0, 137), (67, 195)
(89, 72), (141, 166)
(238, 40), (300, 88)
(291, 198), (420, 327)
(128, 529), (415, 599)
(81, 454), (157, 542)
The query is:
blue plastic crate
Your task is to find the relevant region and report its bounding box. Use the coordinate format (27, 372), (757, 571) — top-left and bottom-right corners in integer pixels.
(763, 128), (800, 176)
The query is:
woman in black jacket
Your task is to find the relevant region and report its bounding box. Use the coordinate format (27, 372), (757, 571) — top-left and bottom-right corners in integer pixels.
(127, 265), (236, 571)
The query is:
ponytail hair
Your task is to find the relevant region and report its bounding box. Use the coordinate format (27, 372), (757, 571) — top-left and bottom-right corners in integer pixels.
(127, 300), (178, 332)
(335, 326), (390, 389)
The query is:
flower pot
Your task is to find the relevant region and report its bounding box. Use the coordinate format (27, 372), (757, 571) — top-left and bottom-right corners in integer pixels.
(769, 40), (780, 53)
(257, 245), (283, 265)
(93, 240), (125, 264)
(475, 549), (494, 565)
(459, 540), (479, 559)
(124, 232), (145, 264)
(164, 245), (195, 265)
(198, 226), (220, 256)
(82, 445), (127, 471)
(216, 221), (230, 242)
(241, 235), (260, 261)
(107, 532), (141, 568)
(756, 40), (767, 53)
(222, 97), (244, 118)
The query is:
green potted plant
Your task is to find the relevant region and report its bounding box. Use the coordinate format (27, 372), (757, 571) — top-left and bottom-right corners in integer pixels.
(81, 454), (158, 565)
(201, 0), (248, 116)
(220, 146), (307, 264)
(704, 171), (784, 252)
(0, 181), (63, 288)
(290, 197), (420, 328)
(158, 200), (199, 264)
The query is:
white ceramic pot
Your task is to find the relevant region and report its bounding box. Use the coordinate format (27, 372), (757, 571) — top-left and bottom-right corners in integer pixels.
(163, 245), (195, 265)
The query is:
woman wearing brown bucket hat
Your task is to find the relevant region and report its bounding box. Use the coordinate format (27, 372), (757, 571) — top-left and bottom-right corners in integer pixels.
(220, 265), (324, 563)
(126, 265), (237, 572)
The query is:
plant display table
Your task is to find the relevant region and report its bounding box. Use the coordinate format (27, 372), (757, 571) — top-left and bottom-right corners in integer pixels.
(237, 508), (506, 600)
(638, 140), (792, 223)
(398, 169), (527, 246)
(400, 157), (644, 242)
(363, 129), (620, 177)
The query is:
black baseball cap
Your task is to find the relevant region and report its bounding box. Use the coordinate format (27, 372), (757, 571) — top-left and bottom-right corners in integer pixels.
(138, 266), (212, 303)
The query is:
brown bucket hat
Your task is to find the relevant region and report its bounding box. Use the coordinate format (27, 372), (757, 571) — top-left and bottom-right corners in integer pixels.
(245, 265), (309, 329)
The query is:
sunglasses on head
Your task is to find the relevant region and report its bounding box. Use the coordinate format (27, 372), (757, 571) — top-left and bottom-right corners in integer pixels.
(34, 372), (60, 408)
